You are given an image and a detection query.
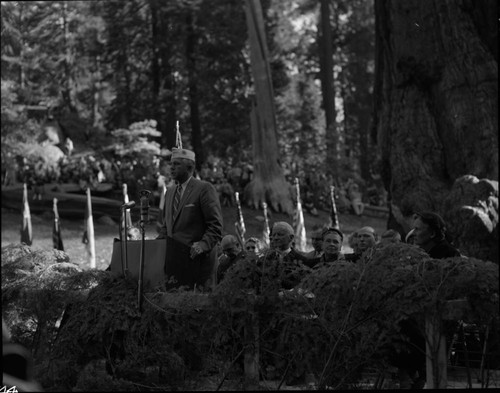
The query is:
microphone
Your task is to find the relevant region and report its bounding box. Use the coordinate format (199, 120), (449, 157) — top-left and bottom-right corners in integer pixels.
(121, 201), (136, 209)
(139, 190), (152, 224)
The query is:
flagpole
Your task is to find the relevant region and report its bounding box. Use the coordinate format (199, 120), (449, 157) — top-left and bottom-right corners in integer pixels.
(122, 184), (132, 232)
(52, 198), (64, 251)
(176, 121), (182, 149)
(21, 183), (33, 246)
(85, 188), (96, 268)
(138, 189), (151, 313)
(234, 192), (246, 248)
(293, 178), (307, 252)
(330, 185), (340, 230)
(262, 202), (270, 247)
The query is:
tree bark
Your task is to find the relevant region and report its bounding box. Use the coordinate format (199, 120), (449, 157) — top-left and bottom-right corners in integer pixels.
(61, 1), (77, 113)
(244, 0), (292, 214)
(91, 55), (103, 131)
(374, 0), (498, 224)
(149, 0), (161, 124)
(318, 0), (338, 176)
(186, 11), (204, 171)
(160, 17), (177, 149)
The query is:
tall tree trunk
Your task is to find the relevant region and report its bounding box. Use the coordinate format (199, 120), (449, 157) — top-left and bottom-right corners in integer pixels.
(318, 0), (337, 177)
(149, 0), (161, 124)
(61, 1), (77, 113)
(186, 11), (203, 171)
(18, 2), (26, 89)
(91, 55), (103, 130)
(159, 16), (177, 149)
(116, 42), (132, 129)
(374, 0), (498, 225)
(244, 0), (292, 214)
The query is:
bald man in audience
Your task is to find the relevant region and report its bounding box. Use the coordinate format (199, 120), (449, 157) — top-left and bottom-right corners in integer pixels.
(258, 221), (311, 289)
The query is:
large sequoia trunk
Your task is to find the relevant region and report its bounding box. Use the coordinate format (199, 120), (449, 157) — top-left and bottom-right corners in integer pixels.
(243, 0), (293, 214)
(374, 0), (498, 234)
(318, 0), (338, 176)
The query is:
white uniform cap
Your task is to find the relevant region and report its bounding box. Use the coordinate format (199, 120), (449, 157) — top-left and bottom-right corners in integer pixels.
(171, 148), (195, 162)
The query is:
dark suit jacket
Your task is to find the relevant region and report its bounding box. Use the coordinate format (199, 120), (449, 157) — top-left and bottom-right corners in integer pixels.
(428, 239), (461, 259)
(157, 177), (223, 251)
(157, 177), (223, 289)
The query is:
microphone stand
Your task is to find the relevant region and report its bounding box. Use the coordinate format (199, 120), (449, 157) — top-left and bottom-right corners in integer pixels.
(118, 208), (125, 276)
(123, 206), (129, 277)
(138, 190), (151, 312)
(120, 201), (135, 277)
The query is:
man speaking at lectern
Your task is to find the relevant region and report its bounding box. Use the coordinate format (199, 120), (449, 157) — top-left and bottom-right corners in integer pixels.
(157, 148), (223, 289)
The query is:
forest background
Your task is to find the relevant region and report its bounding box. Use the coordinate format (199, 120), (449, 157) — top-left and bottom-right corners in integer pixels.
(1, 0), (498, 262)
(1, 0), (376, 202)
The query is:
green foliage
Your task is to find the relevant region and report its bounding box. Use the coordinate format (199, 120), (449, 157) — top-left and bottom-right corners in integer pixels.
(101, 119), (164, 197)
(58, 153), (114, 191)
(3, 243), (498, 390)
(1, 243), (100, 359)
(417, 256), (500, 324)
(212, 243), (499, 389)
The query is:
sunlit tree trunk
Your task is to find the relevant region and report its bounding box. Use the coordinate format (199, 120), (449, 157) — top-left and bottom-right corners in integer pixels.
(244, 0), (292, 214)
(374, 0), (498, 224)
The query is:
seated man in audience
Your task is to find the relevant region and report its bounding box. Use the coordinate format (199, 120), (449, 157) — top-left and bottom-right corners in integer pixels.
(306, 227), (345, 268)
(217, 235), (246, 283)
(413, 211), (461, 258)
(393, 212), (460, 389)
(244, 237), (261, 257)
(347, 231), (359, 254)
(259, 221), (311, 290)
(257, 221), (312, 385)
(344, 226), (377, 262)
(304, 226), (324, 259)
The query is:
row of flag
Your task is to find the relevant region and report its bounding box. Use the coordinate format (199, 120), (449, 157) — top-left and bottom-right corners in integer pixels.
(233, 178), (340, 252)
(20, 123), (183, 269)
(19, 175), (340, 262)
(19, 183), (108, 269)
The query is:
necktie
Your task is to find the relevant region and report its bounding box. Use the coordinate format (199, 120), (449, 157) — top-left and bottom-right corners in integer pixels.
(173, 184), (181, 216)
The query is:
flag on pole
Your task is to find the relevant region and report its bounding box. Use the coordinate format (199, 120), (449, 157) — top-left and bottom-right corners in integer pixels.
(20, 183), (32, 246)
(262, 201), (270, 247)
(175, 121), (182, 149)
(234, 192), (246, 248)
(292, 178), (307, 252)
(82, 187), (96, 268)
(52, 198), (64, 251)
(328, 185), (340, 230)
